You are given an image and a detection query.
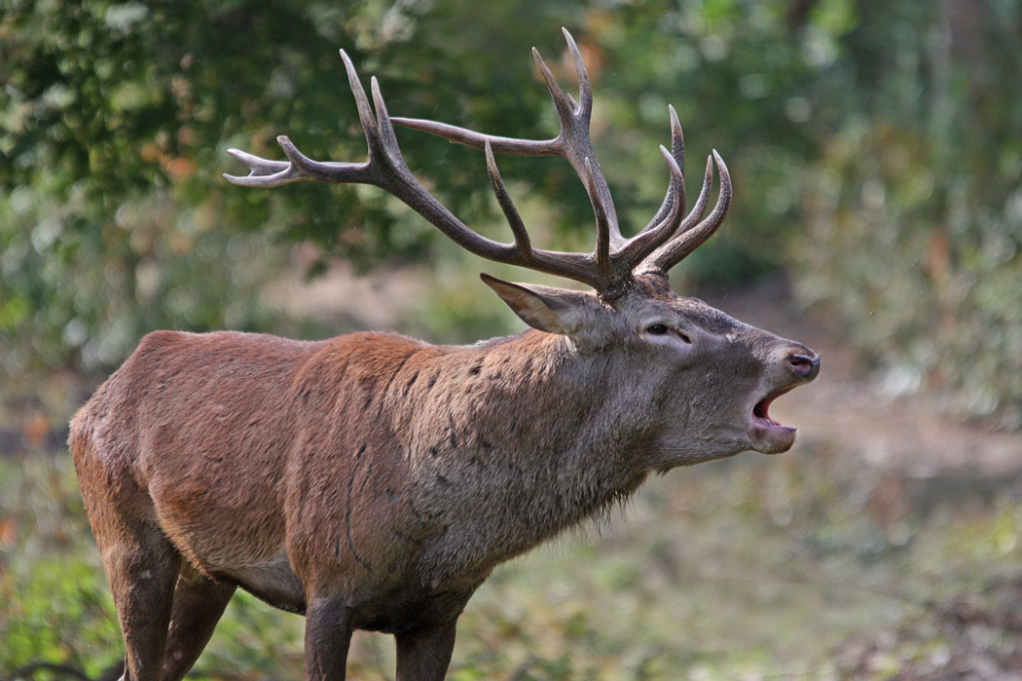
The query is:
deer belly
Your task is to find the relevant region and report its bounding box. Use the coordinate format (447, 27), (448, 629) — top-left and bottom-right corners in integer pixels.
(151, 493), (305, 611)
(215, 556), (307, 614)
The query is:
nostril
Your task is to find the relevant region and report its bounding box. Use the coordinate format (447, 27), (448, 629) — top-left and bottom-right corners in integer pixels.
(788, 352), (819, 379)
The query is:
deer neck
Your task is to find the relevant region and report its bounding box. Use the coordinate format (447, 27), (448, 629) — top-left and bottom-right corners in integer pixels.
(397, 329), (651, 562)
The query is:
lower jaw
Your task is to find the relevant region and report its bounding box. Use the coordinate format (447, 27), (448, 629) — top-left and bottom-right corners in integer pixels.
(749, 423), (797, 454)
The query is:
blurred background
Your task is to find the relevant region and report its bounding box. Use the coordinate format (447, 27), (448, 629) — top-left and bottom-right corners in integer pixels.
(2, 0), (1021, 679)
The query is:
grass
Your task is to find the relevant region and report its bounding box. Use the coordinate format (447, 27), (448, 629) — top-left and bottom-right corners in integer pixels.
(1, 436), (1020, 681)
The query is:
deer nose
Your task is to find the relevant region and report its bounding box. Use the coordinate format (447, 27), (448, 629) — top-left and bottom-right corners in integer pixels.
(787, 348), (820, 381)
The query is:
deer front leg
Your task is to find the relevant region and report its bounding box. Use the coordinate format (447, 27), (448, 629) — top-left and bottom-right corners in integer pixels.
(395, 618), (459, 681)
(304, 597), (354, 681)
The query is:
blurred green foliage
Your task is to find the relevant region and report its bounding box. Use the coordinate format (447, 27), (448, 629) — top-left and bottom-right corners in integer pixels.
(2, 0), (1022, 423)
(0, 457), (122, 677)
(795, 1), (1022, 428)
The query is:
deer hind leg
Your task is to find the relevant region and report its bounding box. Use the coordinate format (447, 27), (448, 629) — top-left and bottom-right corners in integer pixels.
(96, 516), (182, 681)
(159, 563), (237, 681)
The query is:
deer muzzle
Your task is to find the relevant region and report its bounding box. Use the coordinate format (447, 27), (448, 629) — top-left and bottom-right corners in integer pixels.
(748, 344), (820, 454)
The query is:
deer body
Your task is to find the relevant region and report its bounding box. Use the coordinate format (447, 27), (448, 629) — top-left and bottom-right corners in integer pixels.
(71, 32), (819, 681)
(74, 327), (634, 611)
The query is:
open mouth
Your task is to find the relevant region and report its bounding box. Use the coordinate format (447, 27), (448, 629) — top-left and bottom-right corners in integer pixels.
(749, 386), (798, 454)
(753, 386), (794, 427)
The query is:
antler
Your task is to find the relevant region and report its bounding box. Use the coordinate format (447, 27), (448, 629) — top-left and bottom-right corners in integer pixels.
(389, 29), (733, 287)
(225, 31), (732, 298)
(225, 51), (611, 290)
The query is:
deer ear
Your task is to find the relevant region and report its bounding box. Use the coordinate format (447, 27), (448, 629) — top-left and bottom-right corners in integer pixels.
(481, 273), (601, 337)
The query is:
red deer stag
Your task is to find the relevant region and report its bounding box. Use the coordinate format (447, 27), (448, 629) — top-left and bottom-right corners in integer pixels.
(70, 30), (819, 681)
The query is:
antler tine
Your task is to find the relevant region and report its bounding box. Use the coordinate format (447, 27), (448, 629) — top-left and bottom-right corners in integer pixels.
(385, 119), (558, 157)
(223, 148), (290, 184)
(370, 76), (405, 161)
(638, 151), (731, 274)
(484, 141), (532, 255)
(340, 51), (381, 150)
(668, 105), (685, 184)
(532, 45), (578, 128)
(582, 158), (612, 279)
(222, 49), (387, 189)
(641, 106), (686, 231)
(223, 135), (372, 188)
(679, 155), (715, 235)
(560, 27), (593, 120)
(530, 35), (622, 247)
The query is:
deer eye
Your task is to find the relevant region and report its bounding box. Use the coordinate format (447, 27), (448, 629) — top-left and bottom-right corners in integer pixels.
(646, 324), (669, 336)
